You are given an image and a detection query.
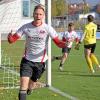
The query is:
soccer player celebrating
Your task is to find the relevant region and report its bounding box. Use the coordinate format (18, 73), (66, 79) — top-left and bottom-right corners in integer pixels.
(79, 15), (100, 73)
(52, 22), (80, 71)
(7, 5), (67, 100)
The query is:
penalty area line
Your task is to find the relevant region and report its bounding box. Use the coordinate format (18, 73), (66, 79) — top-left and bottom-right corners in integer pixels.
(49, 86), (79, 100)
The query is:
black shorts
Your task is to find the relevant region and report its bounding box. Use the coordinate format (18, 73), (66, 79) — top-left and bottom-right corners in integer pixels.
(62, 47), (71, 53)
(20, 57), (45, 82)
(84, 43), (96, 53)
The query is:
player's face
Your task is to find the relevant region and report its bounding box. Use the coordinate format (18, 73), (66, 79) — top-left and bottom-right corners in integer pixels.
(68, 26), (74, 31)
(33, 9), (44, 21)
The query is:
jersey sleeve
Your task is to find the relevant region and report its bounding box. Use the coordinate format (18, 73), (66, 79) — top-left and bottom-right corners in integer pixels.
(16, 25), (26, 37)
(62, 32), (66, 38)
(46, 25), (58, 39)
(74, 32), (80, 42)
(45, 25), (66, 48)
(62, 32), (67, 42)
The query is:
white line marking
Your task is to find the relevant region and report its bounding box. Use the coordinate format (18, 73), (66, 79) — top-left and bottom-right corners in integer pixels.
(49, 86), (79, 100)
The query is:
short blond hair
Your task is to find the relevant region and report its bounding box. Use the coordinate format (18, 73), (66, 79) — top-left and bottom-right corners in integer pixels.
(34, 5), (45, 12)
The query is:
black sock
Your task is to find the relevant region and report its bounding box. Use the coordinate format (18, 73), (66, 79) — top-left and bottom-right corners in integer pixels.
(18, 90), (27, 100)
(55, 57), (59, 60)
(27, 89), (32, 95)
(59, 63), (63, 67)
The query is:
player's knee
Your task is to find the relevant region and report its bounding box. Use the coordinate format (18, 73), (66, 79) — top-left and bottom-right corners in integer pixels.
(20, 77), (30, 90)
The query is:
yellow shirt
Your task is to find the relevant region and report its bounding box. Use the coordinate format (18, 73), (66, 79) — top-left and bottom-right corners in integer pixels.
(83, 22), (97, 45)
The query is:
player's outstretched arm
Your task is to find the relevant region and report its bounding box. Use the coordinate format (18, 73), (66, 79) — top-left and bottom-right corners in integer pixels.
(53, 37), (66, 48)
(7, 30), (20, 43)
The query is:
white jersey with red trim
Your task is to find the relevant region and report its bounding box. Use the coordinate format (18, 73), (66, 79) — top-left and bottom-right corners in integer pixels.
(63, 31), (78, 48)
(16, 22), (58, 62)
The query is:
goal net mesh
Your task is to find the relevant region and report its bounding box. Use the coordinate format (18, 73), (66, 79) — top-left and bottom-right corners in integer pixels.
(0, 50), (20, 89)
(0, 0), (45, 89)
(0, 0), (21, 89)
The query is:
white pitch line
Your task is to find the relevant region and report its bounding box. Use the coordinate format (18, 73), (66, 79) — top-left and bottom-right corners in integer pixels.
(49, 86), (79, 100)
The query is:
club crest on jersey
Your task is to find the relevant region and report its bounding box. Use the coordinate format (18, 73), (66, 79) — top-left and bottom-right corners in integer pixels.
(39, 30), (46, 38)
(40, 30), (45, 34)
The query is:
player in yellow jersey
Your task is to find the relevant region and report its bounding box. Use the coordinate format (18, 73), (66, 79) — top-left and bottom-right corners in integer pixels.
(79, 15), (100, 73)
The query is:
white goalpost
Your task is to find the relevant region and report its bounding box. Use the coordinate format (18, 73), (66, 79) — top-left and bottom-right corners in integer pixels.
(0, 0), (52, 89)
(45, 0), (52, 87)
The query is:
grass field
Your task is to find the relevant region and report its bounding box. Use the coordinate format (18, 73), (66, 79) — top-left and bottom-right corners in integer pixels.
(1, 40), (100, 100)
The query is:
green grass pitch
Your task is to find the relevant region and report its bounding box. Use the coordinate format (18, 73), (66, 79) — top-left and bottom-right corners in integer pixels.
(1, 40), (100, 100)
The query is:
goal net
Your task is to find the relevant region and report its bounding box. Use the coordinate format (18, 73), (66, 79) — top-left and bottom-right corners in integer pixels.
(0, 0), (21, 90)
(0, 0), (47, 89)
(0, 50), (20, 89)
